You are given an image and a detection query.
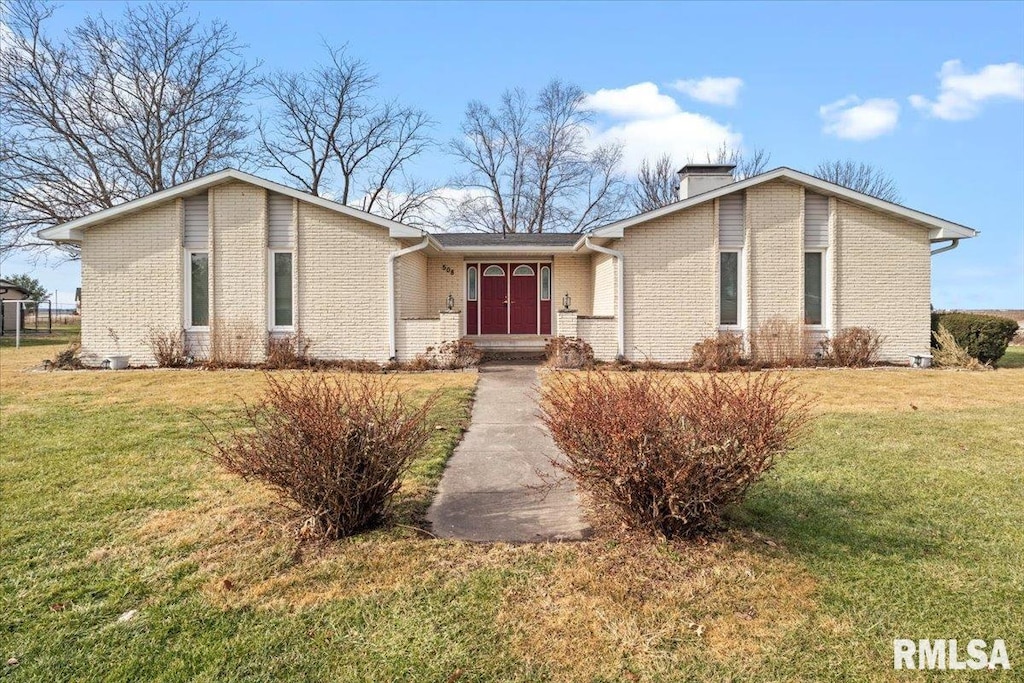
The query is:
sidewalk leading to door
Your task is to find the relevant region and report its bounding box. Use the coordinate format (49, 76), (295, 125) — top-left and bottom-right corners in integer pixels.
(426, 361), (590, 542)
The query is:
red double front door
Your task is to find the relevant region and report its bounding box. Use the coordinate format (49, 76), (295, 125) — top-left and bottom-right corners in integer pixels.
(476, 263), (545, 335)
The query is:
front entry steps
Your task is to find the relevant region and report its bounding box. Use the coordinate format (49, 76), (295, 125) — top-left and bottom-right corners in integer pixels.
(466, 335), (548, 360)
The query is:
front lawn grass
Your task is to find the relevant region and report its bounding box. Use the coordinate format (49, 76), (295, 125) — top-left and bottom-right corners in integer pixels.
(2, 338), (1022, 681)
(997, 344), (1024, 369)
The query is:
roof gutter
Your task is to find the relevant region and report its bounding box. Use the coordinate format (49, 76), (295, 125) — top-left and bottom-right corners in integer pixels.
(930, 238), (960, 256)
(584, 234), (625, 359)
(387, 237), (430, 360)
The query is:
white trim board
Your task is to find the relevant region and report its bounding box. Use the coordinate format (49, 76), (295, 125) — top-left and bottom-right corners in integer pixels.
(583, 167), (979, 244)
(38, 169), (427, 242)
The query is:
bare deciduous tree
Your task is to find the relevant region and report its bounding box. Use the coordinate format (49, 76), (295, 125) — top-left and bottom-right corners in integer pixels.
(449, 80), (631, 234)
(632, 154), (677, 213)
(632, 145), (773, 212)
(0, 0), (256, 257)
(813, 159), (901, 202)
(704, 143), (772, 180)
(257, 44), (438, 223)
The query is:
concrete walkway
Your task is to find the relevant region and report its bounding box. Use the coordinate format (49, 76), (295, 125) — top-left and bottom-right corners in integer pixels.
(427, 361), (590, 542)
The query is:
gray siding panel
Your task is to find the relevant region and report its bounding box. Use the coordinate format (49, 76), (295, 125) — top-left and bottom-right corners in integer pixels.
(804, 192), (830, 248)
(718, 194), (745, 248)
(183, 193), (209, 248)
(268, 193), (293, 247)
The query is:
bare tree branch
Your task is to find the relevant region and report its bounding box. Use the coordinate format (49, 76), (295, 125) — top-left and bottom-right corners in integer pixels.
(258, 43), (436, 218)
(448, 79), (631, 234)
(1, 0), (257, 258)
(812, 159), (901, 202)
(632, 145), (773, 213)
(632, 153), (677, 213)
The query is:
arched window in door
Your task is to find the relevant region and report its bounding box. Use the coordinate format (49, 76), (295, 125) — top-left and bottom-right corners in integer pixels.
(512, 264), (535, 276)
(483, 265), (505, 277)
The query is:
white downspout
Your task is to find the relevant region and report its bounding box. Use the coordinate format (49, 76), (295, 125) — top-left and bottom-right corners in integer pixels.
(930, 238), (960, 256)
(387, 236), (430, 360)
(584, 235), (625, 359)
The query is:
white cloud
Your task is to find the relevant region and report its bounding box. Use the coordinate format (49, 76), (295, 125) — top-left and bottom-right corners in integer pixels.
(583, 82), (680, 119)
(583, 83), (741, 171)
(909, 60), (1024, 121)
(670, 77), (744, 106)
(819, 96), (900, 141)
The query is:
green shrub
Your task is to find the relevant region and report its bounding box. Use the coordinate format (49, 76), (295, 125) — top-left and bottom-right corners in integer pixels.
(932, 312), (1018, 364)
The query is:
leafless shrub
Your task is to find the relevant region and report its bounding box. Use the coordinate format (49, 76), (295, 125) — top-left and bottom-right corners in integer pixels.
(46, 342), (84, 370)
(542, 371), (811, 538)
(205, 373), (438, 539)
(933, 325), (987, 371)
(433, 339), (483, 370)
(208, 319), (264, 368)
(545, 336), (595, 369)
(264, 331), (312, 369)
(146, 327), (187, 368)
(691, 332), (744, 371)
(820, 327), (884, 367)
(749, 318), (812, 367)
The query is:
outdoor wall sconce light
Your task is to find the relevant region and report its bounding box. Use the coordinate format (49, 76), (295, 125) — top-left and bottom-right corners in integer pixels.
(562, 293), (572, 310)
(446, 293), (455, 311)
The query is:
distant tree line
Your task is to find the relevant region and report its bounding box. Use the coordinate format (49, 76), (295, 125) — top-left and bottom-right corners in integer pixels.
(0, 0), (902, 258)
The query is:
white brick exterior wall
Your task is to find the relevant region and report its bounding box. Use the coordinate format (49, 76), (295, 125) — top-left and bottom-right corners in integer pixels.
(427, 256), (465, 317)
(615, 203), (717, 361)
(553, 254), (592, 317)
(833, 199), (931, 361)
(395, 318), (439, 359)
(746, 180), (804, 331)
(397, 250), (430, 319)
(591, 252), (616, 317)
(72, 176), (938, 367)
(80, 201), (182, 366)
(296, 202), (400, 362)
(578, 316), (617, 360)
(211, 182), (268, 363)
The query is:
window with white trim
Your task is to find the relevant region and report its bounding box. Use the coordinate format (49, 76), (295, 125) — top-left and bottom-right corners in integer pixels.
(186, 251), (209, 329)
(719, 251), (740, 326)
(804, 251), (824, 326)
(483, 265), (504, 277)
(269, 251), (294, 329)
(467, 266), (478, 301)
(540, 266), (551, 300)
(513, 264), (535, 276)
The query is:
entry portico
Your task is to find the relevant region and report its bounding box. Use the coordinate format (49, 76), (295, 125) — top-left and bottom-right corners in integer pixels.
(393, 232), (619, 358)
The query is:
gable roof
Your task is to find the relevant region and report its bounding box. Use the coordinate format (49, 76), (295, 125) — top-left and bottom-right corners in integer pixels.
(585, 167), (979, 243)
(0, 279), (31, 296)
(37, 169), (426, 242)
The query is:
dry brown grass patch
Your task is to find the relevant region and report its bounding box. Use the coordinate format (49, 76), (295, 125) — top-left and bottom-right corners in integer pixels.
(497, 534), (816, 681)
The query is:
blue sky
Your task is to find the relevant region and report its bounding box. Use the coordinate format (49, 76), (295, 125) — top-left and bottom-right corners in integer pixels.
(3, 0), (1022, 309)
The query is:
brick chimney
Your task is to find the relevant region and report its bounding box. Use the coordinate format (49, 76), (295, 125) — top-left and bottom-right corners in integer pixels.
(677, 164), (736, 200)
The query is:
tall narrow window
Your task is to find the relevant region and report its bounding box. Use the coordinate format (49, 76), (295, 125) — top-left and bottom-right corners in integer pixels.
(189, 252), (209, 328)
(804, 252), (823, 326)
(540, 266), (551, 300)
(467, 266), (478, 301)
(272, 252), (293, 328)
(720, 252), (739, 326)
